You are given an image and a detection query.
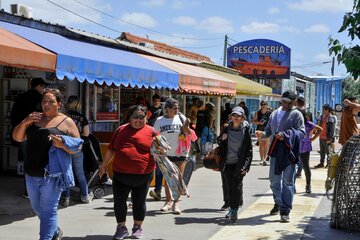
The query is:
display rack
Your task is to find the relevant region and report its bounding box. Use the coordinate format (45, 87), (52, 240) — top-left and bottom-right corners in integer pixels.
(0, 66), (30, 171)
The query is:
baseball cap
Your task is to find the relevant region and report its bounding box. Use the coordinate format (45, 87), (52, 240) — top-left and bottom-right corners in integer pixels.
(281, 90), (297, 102)
(231, 106), (244, 116)
(31, 78), (49, 88)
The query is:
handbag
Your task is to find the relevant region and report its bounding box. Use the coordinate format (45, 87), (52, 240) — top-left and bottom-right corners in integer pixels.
(202, 146), (222, 171)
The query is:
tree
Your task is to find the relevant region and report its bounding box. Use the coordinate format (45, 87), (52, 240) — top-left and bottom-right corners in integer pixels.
(329, 0), (360, 79)
(342, 75), (360, 100)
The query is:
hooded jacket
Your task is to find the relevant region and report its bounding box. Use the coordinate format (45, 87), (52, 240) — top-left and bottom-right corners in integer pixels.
(219, 121), (253, 174)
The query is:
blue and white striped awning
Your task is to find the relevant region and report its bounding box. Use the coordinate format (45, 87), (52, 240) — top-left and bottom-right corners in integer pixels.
(0, 21), (179, 89)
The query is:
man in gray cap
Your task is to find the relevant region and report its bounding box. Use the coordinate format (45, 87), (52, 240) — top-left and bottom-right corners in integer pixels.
(255, 90), (305, 222)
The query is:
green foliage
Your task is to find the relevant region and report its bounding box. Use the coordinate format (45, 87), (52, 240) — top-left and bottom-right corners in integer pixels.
(328, 0), (360, 79)
(342, 76), (360, 100)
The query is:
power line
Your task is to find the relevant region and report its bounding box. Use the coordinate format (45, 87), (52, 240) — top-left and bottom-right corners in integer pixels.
(46, 0), (122, 34)
(173, 43), (223, 49)
(71, 0), (224, 41)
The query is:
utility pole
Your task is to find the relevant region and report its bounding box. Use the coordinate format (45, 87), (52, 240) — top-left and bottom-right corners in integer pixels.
(331, 56), (335, 76)
(223, 34), (228, 67)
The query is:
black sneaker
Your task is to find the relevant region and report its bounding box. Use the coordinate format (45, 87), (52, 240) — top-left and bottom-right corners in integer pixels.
(270, 204), (279, 215)
(314, 163), (324, 168)
(221, 203), (229, 211)
(305, 185), (311, 193)
(52, 227), (63, 240)
(280, 213), (290, 222)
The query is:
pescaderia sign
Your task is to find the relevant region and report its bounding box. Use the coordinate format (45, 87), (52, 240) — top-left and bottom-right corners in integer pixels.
(227, 39), (291, 79)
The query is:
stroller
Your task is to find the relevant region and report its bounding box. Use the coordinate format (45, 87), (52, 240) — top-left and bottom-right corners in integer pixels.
(82, 134), (107, 199)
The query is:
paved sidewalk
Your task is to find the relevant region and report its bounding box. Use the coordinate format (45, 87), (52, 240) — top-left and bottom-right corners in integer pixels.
(1, 140), (360, 239)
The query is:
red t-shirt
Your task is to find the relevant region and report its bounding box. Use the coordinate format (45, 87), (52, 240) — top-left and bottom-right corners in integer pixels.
(109, 123), (156, 174)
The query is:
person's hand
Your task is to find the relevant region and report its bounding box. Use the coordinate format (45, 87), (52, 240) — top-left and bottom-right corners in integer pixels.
(240, 168), (247, 175)
(275, 132), (284, 141)
(221, 133), (228, 141)
(326, 140), (331, 144)
(255, 131), (263, 138)
(24, 112), (42, 125)
(343, 99), (350, 106)
(49, 134), (63, 148)
(98, 164), (107, 178)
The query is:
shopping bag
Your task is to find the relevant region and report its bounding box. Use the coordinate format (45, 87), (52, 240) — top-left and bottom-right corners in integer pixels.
(202, 146), (222, 171)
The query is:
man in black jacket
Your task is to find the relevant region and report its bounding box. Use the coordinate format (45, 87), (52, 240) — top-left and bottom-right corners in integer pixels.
(10, 77), (48, 197)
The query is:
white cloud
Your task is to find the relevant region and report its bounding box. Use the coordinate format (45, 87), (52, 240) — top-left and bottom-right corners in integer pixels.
(3, 0), (109, 26)
(240, 22), (281, 34)
(287, 0), (353, 13)
(118, 12), (157, 28)
(170, 0), (200, 9)
(197, 16), (234, 33)
(268, 7), (280, 14)
(304, 24), (330, 33)
(313, 53), (331, 62)
(172, 16), (197, 26)
(240, 21), (301, 34)
(138, 0), (167, 7)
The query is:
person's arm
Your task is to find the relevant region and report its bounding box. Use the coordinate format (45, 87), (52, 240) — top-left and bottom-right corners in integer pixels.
(252, 112), (260, 125)
(343, 99), (360, 114)
(12, 112), (42, 142)
(82, 124), (90, 137)
(51, 118), (81, 154)
(99, 149), (115, 178)
(310, 124), (323, 142)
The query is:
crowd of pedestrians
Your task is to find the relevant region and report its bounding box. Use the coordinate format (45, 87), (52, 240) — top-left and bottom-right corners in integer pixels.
(11, 78), (359, 239)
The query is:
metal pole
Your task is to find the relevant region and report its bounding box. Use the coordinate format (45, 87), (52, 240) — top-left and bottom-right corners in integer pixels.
(331, 56), (335, 76)
(223, 35), (228, 67)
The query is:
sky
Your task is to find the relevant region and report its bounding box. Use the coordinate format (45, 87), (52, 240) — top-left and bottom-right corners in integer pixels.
(1, 0), (356, 77)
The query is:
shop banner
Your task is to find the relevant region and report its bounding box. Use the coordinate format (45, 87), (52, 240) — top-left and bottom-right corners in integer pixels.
(227, 39), (291, 79)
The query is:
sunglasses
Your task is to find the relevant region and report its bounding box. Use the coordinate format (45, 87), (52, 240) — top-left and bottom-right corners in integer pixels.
(132, 114), (146, 120)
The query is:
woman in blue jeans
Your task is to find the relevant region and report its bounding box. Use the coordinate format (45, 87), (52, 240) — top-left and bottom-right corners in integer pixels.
(12, 88), (81, 240)
(62, 96), (93, 206)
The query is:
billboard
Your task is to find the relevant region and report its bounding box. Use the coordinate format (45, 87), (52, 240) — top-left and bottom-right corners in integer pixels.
(227, 39), (291, 79)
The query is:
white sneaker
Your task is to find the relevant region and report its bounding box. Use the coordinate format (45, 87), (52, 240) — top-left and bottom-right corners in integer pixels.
(81, 191), (94, 203)
(104, 178), (113, 186)
(160, 202), (173, 212)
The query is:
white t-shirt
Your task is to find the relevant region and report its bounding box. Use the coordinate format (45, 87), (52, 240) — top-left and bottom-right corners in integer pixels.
(153, 114), (188, 157)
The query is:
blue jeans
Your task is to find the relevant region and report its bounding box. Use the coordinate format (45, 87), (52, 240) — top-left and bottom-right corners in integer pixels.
(154, 162), (163, 193)
(64, 151), (88, 198)
(269, 157), (296, 214)
(26, 174), (62, 240)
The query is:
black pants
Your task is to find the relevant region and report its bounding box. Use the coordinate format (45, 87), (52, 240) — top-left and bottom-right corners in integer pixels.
(300, 152), (311, 186)
(223, 164), (244, 209)
(221, 171), (229, 205)
(113, 172), (153, 223)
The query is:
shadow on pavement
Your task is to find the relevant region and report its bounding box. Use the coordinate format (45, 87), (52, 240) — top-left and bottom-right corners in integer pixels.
(0, 173), (36, 226)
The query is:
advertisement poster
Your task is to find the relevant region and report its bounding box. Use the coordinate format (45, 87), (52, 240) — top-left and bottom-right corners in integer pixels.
(227, 39), (291, 79)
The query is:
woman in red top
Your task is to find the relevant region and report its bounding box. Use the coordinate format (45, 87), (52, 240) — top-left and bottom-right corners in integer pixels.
(99, 105), (156, 240)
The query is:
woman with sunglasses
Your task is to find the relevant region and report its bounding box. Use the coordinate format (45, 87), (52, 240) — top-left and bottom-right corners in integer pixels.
(252, 100), (272, 166)
(99, 105), (157, 240)
(153, 97), (191, 215)
(12, 88), (81, 240)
